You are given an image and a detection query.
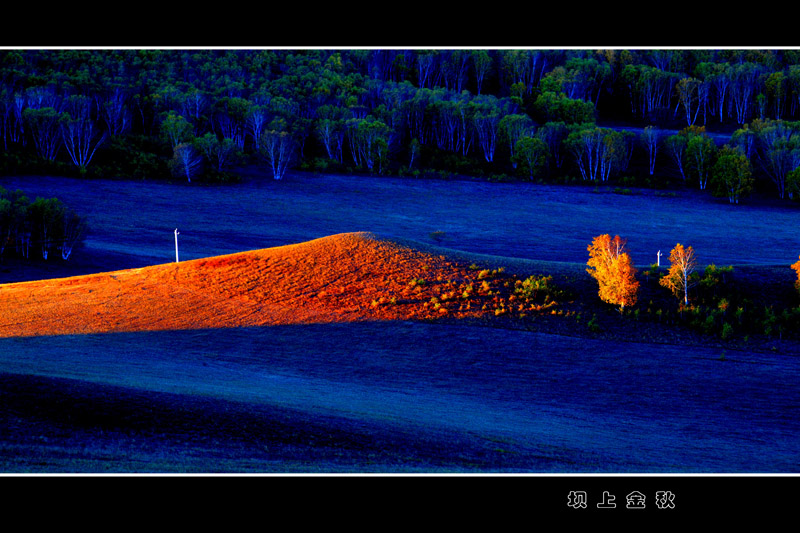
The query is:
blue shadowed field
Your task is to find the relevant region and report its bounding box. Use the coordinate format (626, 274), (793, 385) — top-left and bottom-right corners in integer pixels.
(2, 323), (799, 473)
(1, 171), (799, 473)
(2, 171), (799, 274)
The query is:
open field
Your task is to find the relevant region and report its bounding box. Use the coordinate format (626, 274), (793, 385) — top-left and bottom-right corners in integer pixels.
(1, 171), (800, 473)
(3, 322), (799, 473)
(2, 171), (800, 283)
(0, 232), (549, 337)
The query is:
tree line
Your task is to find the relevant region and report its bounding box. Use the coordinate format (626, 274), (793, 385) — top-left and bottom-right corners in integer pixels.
(2, 49), (800, 202)
(0, 187), (87, 262)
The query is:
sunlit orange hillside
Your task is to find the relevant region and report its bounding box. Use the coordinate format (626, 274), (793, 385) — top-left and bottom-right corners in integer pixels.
(0, 232), (556, 338)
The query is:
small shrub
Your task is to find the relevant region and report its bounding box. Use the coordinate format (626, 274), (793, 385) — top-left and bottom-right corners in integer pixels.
(429, 230), (446, 242)
(587, 314), (601, 332)
(515, 274), (561, 302)
(763, 306), (777, 335)
(721, 322), (734, 340)
(702, 314), (716, 335)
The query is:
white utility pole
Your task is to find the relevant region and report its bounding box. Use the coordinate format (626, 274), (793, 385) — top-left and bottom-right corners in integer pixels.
(657, 250), (662, 268)
(174, 228), (180, 263)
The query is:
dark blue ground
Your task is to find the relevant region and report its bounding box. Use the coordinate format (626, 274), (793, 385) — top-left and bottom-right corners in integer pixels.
(1, 322), (798, 473)
(2, 171), (799, 272)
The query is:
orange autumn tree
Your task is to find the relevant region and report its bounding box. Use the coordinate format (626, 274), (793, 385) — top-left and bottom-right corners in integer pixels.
(660, 243), (698, 305)
(586, 234), (639, 312)
(792, 255), (800, 294)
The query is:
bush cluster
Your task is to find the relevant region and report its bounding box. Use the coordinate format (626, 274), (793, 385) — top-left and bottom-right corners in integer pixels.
(0, 187), (87, 262)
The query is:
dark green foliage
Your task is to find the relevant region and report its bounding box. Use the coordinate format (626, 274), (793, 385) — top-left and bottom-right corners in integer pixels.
(515, 275), (555, 300)
(721, 322), (734, 340)
(532, 91), (596, 124)
(514, 274), (569, 305)
(711, 145), (753, 203)
(642, 259), (800, 341)
(4, 49), (800, 194)
(512, 136), (548, 180)
(587, 313), (602, 332)
(0, 187), (86, 261)
(94, 135), (167, 180)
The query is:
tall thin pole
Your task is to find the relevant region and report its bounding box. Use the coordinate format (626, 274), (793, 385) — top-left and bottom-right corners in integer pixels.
(175, 228), (180, 263)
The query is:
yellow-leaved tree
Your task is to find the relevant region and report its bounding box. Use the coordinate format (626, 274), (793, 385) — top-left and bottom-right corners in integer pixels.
(660, 243), (698, 305)
(586, 234), (639, 313)
(791, 255), (800, 293)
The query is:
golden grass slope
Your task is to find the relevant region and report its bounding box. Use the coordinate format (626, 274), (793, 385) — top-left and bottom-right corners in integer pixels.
(0, 232), (539, 338)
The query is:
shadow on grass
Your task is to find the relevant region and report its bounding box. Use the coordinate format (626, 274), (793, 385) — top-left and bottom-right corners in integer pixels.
(2, 321), (800, 473)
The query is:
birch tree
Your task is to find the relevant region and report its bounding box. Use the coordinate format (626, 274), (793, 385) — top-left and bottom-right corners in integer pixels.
(566, 126), (625, 182)
(566, 126), (604, 181)
(160, 111), (193, 150)
(586, 234), (639, 312)
(169, 142), (203, 183)
(499, 113), (535, 166)
(316, 118), (345, 162)
(441, 50), (470, 93)
(536, 121), (568, 171)
(512, 136), (548, 180)
(98, 87), (131, 138)
(472, 50), (492, 95)
(473, 107), (501, 163)
(621, 64), (677, 119)
(28, 197), (64, 260)
(686, 133), (717, 190)
(245, 105), (269, 151)
(0, 197), (13, 259)
(416, 51), (440, 89)
(213, 97), (250, 150)
(23, 107), (65, 161)
(664, 133), (688, 180)
(641, 125), (660, 175)
(59, 208), (88, 260)
(675, 77), (703, 126)
(711, 145), (753, 204)
(181, 88), (209, 134)
(730, 62), (763, 124)
(470, 96), (510, 163)
(751, 119), (800, 199)
(196, 133), (239, 175)
(316, 105), (349, 163)
(259, 130), (295, 180)
(408, 137), (420, 169)
(660, 243), (698, 305)
(61, 96), (106, 171)
(696, 62), (732, 123)
(345, 117), (391, 172)
(788, 167), (800, 200)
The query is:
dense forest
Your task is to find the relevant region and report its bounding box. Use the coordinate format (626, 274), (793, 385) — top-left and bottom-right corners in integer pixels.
(2, 48), (800, 202)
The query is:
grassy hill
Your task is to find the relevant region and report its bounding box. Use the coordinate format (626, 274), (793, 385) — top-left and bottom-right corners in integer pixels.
(0, 232), (562, 337)
(3, 230), (798, 356)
